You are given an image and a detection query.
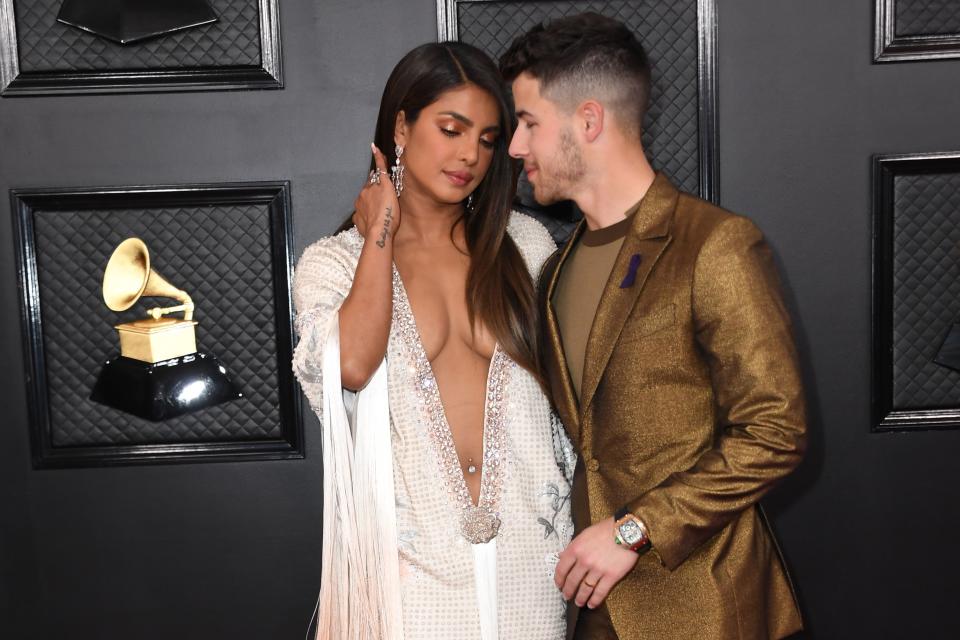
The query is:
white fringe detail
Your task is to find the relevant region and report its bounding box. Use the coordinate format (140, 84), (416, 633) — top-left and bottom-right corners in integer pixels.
(314, 314), (404, 640)
(472, 540), (499, 640)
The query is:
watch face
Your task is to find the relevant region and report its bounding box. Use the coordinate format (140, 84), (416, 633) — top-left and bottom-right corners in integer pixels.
(619, 519), (645, 545)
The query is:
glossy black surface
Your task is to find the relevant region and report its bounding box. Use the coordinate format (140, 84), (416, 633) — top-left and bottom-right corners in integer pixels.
(57, 0), (218, 45)
(91, 351), (241, 422)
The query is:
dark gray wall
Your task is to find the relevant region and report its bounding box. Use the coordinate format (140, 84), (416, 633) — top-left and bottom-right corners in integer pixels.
(2, 1), (959, 638)
(0, 1), (435, 638)
(721, 2), (960, 637)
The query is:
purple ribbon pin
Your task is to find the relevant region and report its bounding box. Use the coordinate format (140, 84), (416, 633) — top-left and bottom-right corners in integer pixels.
(619, 253), (642, 288)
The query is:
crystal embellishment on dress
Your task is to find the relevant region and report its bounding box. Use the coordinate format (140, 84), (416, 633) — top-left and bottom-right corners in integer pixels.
(392, 267), (511, 544)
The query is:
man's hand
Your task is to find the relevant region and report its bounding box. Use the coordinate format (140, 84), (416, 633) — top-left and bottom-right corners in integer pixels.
(555, 516), (640, 609)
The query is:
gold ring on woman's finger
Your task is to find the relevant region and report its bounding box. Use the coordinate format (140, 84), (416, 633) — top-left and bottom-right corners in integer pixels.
(583, 579), (597, 588)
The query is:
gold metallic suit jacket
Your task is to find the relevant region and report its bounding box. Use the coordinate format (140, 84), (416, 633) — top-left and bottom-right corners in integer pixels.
(541, 175), (806, 640)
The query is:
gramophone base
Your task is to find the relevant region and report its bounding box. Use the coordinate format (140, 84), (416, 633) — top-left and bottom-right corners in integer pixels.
(91, 352), (242, 421)
(117, 318), (198, 363)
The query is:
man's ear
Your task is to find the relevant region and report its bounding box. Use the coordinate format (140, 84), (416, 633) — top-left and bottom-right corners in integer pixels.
(579, 100), (604, 143)
(394, 110), (408, 148)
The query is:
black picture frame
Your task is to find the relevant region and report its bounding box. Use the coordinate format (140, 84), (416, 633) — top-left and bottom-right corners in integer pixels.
(11, 181), (303, 467)
(872, 152), (960, 431)
(874, 0), (960, 62)
(436, 0), (719, 204)
(0, 0), (282, 96)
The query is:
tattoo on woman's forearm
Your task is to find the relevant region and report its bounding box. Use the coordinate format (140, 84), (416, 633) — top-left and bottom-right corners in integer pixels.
(376, 206), (393, 248)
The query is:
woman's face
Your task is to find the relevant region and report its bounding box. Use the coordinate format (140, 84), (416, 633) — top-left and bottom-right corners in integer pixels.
(396, 83), (501, 206)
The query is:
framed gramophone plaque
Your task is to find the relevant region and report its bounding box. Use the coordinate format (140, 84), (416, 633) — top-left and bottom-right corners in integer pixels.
(11, 181), (302, 467)
(0, 0), (282, 96)
(872, 152), (960, 431)
(874, 0), (960, 62)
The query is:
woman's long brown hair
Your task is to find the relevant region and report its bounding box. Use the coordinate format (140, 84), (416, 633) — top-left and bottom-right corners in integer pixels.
(338, 42), (541, 383)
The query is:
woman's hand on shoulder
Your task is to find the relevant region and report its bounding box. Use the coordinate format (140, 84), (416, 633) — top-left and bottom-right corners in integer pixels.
(353, 144), (400, 247)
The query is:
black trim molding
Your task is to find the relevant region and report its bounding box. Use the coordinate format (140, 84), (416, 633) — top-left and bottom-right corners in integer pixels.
(0, 0), (282, 96)
(11, 181), (303, 467)
(872, 152), (960, 431)
(436, 0), (719, 204)
(874, 0), (960, 62)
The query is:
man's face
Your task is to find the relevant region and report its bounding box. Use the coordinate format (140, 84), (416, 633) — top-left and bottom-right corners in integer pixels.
(508, 73), (585, 205)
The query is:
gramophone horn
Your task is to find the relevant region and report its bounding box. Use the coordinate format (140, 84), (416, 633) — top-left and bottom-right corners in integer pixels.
(102, 238), (192, 318)
(92, 237), (241, 420)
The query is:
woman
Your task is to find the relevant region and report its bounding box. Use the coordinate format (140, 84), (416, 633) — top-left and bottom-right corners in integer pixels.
(292, 42), (573, 640)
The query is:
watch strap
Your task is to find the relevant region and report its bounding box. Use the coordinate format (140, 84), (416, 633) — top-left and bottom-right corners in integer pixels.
(614, 507), (651, 554)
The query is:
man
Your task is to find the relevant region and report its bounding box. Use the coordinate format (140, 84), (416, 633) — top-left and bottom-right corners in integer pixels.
(501, 13), (806, 640)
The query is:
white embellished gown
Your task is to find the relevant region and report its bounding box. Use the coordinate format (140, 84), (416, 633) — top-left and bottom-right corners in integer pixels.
(292, 212), (574, 640)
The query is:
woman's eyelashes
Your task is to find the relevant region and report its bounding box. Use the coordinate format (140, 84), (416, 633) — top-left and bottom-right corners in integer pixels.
(439, 126), (496, 149)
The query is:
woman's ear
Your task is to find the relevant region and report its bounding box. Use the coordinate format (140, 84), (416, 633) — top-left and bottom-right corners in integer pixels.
(394, 110), (408, 148)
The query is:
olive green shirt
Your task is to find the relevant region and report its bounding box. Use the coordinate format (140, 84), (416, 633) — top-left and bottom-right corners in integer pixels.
(552, 203), (640, 400)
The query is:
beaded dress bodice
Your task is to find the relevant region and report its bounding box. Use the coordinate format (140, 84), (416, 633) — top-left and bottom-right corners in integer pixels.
(292, 212), (574, 640)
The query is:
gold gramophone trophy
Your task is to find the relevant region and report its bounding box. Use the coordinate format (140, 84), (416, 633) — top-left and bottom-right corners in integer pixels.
(90, 238), (241, 421)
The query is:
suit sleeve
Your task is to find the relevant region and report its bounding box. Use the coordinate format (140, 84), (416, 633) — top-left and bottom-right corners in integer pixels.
(626, 215), (807, 571)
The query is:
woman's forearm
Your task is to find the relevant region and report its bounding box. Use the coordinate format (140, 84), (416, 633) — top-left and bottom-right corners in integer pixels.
(338, 226), (394, 390)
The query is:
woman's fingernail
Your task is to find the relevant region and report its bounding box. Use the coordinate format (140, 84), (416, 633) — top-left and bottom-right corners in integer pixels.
(371, 142), (377, 153)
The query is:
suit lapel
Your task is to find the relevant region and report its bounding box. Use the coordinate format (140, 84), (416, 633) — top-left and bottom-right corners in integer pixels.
(578, 175), (679, 421)
(542, 220), (586, 444)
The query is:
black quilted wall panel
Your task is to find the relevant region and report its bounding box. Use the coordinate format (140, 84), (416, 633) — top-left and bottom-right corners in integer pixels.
(456, 0), (702, 196)
(14, 0), (261, 72)
(13, 183), (301, 465)
(890, 170), (960, 408)
(895, 0), (960, 37)
(875, 0), (960, 62)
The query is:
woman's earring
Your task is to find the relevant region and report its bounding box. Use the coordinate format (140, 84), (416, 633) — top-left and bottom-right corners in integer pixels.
(391, 145), (405, 197)
(466, 193), (475, 212)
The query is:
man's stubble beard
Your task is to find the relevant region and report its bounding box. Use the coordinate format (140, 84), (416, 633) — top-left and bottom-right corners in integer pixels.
(532, 126), (586, 205)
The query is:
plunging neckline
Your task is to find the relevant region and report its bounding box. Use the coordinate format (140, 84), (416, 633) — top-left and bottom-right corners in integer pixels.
(391, 266), (509, 544)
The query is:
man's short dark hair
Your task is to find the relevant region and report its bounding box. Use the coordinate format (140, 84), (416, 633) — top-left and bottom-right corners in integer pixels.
(500, 12), (651, 139)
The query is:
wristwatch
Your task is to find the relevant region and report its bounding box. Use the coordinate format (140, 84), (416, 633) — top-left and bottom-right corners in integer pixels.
(614, 507), (652, 554)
